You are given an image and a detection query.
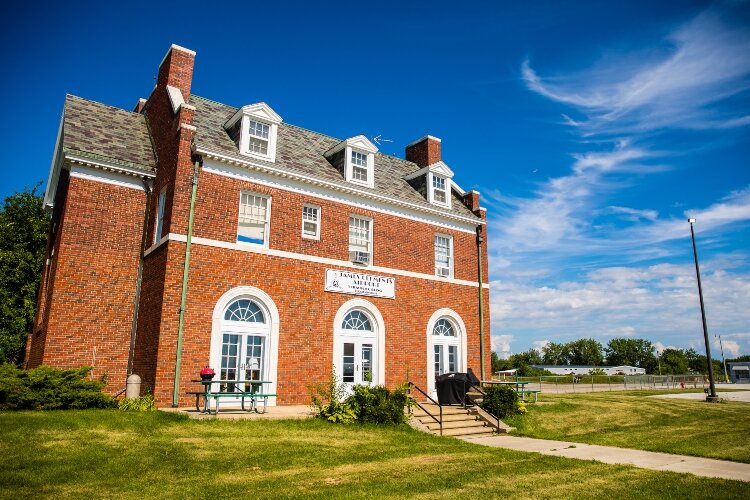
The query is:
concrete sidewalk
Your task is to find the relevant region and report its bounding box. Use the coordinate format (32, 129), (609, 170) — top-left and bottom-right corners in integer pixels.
(465, 435), (750, 482)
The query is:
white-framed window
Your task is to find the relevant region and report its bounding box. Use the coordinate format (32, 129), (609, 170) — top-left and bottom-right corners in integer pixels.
(434, 234), (453, 278)
(349, 215), (372, 265)
(302, 204), (320, 240)
(237, 192), (271, 246)
(347, 148), (374, 187)
(351, 151), (369, 183)
(433, 318), (459, 375)
(154, 187), (166, 244)
(247, 120), (270, 155)
(431, 174), (449, 207)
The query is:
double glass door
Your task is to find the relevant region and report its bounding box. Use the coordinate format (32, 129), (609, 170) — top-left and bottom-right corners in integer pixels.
(434, 344), (458, 376)
(220, 332), (265, 393)
(341, 340), (373, 387)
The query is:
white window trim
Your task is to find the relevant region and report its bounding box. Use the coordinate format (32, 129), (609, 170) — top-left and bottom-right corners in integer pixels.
(426, 309), (468, 396)
(240, 115), (279, 163)
(333, 299), (386, 387)
(348, 215), (374, 267)
(301, 203), (321, 240)
(154, 187), (167, 244)
(346, 146), (375, 188)
(429, 172), (451, 209)
(237, 191), (272, 248)
(434, 233), (454, 278)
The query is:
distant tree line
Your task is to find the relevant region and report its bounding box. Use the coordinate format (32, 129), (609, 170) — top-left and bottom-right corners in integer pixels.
(491, 337), (731, 377)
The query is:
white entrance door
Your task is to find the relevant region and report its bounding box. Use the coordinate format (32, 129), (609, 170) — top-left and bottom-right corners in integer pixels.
(341, 340), (374, 387)
(336, 309), (377, 392)
(213, 299), (270, 404)
(429, 317), (462, 397)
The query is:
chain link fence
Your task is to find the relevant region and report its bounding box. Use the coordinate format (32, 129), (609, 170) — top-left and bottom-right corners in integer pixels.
(504, 375), (715, 394)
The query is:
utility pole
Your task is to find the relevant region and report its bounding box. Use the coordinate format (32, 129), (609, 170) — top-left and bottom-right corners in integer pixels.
(717, 335), (729, 384)
(688, 219), (718, 402)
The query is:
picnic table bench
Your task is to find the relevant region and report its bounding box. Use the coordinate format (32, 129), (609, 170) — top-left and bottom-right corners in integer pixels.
(482, 380), (541, 402)
(188, 380), (275, 414)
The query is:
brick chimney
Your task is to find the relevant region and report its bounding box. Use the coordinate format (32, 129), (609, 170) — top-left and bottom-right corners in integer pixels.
(157, 44), (196, 101)
(405, 135), (441, 167)
(463, 190), (486, 219)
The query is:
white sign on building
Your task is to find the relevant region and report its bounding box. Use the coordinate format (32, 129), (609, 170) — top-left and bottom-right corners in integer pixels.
(325, 269), (395, 299)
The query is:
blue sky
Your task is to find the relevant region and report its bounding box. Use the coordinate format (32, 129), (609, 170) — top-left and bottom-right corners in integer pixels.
(1, 1), (748, 358)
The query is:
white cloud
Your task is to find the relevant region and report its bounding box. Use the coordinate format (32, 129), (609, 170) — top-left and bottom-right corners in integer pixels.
(714, 337), (741, 358)
(532, 340), (550, 353)
(489, 260), (750, 355)
(491, 334), (514, 359)
(522, 9), (750, 133)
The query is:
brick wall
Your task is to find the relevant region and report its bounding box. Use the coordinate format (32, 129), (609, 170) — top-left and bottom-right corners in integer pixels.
(191, 172), (488, 282)
(28, 173), (146, 391)
(149, 241), (491, 406)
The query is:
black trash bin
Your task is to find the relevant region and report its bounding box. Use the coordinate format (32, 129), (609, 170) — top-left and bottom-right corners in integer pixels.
(435, 372), (472, 405)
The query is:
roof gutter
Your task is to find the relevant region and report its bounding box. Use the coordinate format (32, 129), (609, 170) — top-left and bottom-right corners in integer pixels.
(172, 157), (201, 407)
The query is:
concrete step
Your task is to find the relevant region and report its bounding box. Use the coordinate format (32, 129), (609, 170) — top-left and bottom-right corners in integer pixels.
(412, 405), (471, 416)
(442, 426), (497, 437)
(425, 419), (488, 431)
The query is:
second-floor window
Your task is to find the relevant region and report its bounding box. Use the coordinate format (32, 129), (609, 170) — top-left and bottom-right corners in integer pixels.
(349, 216), (372, 265)
(302, 204), (320, 240)
(238, 192), (270, 246)
(154, 187), (166, 244)
(435, 234), (453, 278)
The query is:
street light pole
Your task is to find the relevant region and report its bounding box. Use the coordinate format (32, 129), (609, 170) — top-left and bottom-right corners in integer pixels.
(688, 218), (718, 402)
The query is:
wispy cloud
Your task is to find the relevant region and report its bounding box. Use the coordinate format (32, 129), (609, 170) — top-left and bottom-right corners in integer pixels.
(522, 9), (750, 134)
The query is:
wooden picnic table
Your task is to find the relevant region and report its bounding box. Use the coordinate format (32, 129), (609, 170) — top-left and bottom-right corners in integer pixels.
(189, 379), (273, 414)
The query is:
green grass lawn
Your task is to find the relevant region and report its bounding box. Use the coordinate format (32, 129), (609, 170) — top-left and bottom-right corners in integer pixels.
(1, 410), (748, 499)
(506, 390), (750, 462)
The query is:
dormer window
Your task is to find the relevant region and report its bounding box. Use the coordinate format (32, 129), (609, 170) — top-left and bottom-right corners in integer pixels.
(404, 160), (454, 209)
(325, 135), (378, 189)
(224, 102), (282, 163)
(247, 120), (270, 155)
(432, 175), (447, 205)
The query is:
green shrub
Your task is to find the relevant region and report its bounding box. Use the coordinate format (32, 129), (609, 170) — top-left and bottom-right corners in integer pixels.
(346, 384), (409, 425)
(309, 370), (357, 424)
(480, 384), (520, 419)
(0, 364), (116, 410)
(118, 394), (156, 411)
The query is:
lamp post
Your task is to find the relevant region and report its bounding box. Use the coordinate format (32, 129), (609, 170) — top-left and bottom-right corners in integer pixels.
(688, 218), (718, 402)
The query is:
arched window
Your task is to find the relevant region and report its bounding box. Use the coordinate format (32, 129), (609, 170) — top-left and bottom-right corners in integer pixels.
(224, 299), (265, 323)
(342, 310), (372, 331)
(433, 318), (455, 337)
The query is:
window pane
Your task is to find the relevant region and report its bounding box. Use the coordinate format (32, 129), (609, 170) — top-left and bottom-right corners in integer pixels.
(352, 166), (368, 182)
(244, 336), (264, 387)
(432, 175), (446, 190)
(155, 190), (166, 242)
(351, 151), (367, 166)
(238, 194), (269, 244)
(349, 217), (370, 252)
(343, 343), (355, 383)
(362, 344), (373, 383)
(342, 310), (372, 331)
(448, 345), (457, 373)
(433, 318), (455, 337)
(434, 189), (446, 204)
(224, 299), (265, 322)
(248, 120), (269, 139)
(302, 205), (319, 237)
(248, 137), (269, 155)
(434, 345), (444, 375)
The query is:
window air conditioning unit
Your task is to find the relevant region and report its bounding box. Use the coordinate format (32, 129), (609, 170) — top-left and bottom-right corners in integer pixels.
(436, 266), (450, 277)
(350, 251), (370, 265)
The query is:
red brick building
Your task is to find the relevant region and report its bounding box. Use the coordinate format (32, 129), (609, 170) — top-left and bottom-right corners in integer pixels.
(27, 44), (490, 407)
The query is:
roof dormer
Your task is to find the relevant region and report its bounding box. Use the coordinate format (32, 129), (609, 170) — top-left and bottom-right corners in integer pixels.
(324, 135), (378, 188)
(404, 161), (455, 209)
(224, 102), (282, 163)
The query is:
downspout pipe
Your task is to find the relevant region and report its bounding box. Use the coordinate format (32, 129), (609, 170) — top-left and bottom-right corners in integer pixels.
(127, 178), (153, 378)
(172, 158), (201, 407)
(476, 226), (485, 381)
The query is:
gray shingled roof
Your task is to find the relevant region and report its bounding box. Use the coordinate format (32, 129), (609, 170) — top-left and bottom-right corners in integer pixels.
(62, 95), (156, 173)
(189, 95), (479, 220)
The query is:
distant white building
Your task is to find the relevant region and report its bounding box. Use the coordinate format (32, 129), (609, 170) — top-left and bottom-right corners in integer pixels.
(532, 365), (646, 376)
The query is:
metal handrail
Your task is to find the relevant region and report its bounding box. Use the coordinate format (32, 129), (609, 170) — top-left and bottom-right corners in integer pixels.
(408, 382), (443, 436)
(466, 382), (501, 431)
